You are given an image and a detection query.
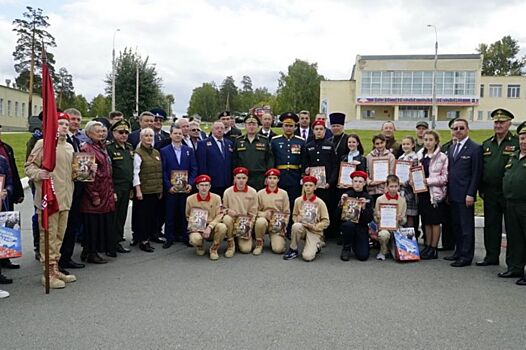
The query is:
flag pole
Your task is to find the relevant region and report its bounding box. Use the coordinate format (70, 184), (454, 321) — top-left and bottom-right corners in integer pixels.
(42, 42), (50, 294)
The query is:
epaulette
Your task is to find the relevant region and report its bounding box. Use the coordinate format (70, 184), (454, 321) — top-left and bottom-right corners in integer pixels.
(271, 135), (282, 140)
(294, 135), (305, 141)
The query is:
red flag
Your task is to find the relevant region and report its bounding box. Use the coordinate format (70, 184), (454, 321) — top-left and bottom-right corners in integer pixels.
(41, 59), (59, 230)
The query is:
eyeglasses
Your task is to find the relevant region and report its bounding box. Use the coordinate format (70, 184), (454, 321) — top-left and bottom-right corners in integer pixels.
(452, 127), (466, 131)
(190, 129), (199, 132)
(117, 130), (129, 135)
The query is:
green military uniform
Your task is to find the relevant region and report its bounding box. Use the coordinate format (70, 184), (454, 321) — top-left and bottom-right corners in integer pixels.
(502, 121), (526, 282)
(107, 120), (134, 242)
(232, 116), (274, 190)
(479, 109), (519, 266)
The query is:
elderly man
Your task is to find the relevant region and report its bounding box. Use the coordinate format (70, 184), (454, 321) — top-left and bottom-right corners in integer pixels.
(196, 121), (233, 197)
(174, 117), (194, 149)
(477, 109), (518, 269)
(25, 113), (76, 289)
(188, 120), (205, 150)
(150, 107), (170, 149)
(257, 113), (277, 139)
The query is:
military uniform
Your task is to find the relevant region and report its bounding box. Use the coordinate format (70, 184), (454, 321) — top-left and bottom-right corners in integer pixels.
(233, 118), (274, 190)
(501, 121), (526, 284)
(107, 120), (134, 245)
(479, 109), (519, 266)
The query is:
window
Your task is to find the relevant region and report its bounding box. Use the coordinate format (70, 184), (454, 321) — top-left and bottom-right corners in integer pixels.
(15, 101), (19, 117)
(22, 103), (25, 117)
(361, 110), (375, 119)
(477, 111), (483, 120)
(487, 111), (492, 120)
(489, 84), (502, 97)
(7, 100), (11, 117)
(480, 84), (484, 97)
(399, 106), (429, 121)
(0, 98), (3, 115)
(507, 85), (520, 98)
(447, 111), (460, 119)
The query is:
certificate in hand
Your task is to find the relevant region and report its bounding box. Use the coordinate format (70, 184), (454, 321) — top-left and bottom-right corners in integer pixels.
(338, 162), (356, 188)
(170, 170), (188, 193)
(187, 208), (208, 233)
(410, 165), (428, 193)
(309, 166), (326, 188)
(372, 158), (390, 182)
(379, 203), (398, 230)
(341, 197), (362, 223)
(394, 160), (411, 183)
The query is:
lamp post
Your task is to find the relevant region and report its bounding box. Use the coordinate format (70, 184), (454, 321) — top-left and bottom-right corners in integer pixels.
(136, 61), (156, 115)
(111, 28), (120, 111)
(427, 24), (438, 130)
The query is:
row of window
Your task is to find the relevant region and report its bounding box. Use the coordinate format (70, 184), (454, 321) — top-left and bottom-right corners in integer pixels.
(480, 84), (521, 98)
(361, 107), (460, 121)
(360, 71), (476, 96)
(0, 98), (41, 117)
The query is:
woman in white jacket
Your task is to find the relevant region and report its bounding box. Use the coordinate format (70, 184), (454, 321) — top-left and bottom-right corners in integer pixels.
(416, 130), (448, 260)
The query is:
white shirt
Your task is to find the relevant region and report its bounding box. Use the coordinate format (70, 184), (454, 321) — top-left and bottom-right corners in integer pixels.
(454, 136), (469, 157)
(212, 136), (225, 155)
(300, 127), (309, 140)
(172, 143), (182, 164)
(133, 153), (142, 187)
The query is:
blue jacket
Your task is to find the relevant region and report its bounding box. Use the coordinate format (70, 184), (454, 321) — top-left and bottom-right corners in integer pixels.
(447, 138), (483, 203)
(196, 136), (233, 188)
(0, 155), (14, 209)
(160, 143), (198, 192)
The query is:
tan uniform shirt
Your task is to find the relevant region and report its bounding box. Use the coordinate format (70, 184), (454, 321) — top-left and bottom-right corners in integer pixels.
(223, 186), (258, 218)
(185, 192), (223, 229)
(374, 193), (407, 227)
(292, 195), (330, 235)
(256, 187), (290, 218)
(25, 138), (74, 211)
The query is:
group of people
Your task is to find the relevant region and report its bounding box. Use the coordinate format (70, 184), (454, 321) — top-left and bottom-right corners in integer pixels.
(1, 105), (526, 299)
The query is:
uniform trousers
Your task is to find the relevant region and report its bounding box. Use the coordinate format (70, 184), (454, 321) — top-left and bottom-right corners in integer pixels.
(505, 200), (526, 275)
(38, 210), (69, 266)
(223, 214), (252, 253)
(189, 223), (227, 249)
(113, 189), (131, 242)
(340, 221), (370, 261)
(290, 223), (322, 261)
(483, 191), (510, 265)
(378, 230), (392, 255)
(254, 217), (286, 254)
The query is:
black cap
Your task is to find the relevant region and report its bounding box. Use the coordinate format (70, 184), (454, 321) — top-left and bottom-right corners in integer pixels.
(329, 112), (345, 125)
(150, 107), (167, 119)
(517, 121), (526, 135)
(218, 111), (231, 118)
(279, 112), (299, 124)
(110, 119), (131, 133)
(92, 117), (111, 129)
(448, 118), (457, 129)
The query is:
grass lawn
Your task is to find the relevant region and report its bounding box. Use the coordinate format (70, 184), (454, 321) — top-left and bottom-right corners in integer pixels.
(1, 128), (493, 216)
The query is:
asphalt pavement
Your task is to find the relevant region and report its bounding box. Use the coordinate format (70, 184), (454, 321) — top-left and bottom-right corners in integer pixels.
(1, 188), (525, 350)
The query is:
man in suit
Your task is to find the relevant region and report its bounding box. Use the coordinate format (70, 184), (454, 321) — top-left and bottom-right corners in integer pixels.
(295, 110), (314, 143)
(150, 107), (171, 149)
(188, 120), (205, 150)
(218, 111), (242, 142)
(445, 118), (483, 267)
(161, 125), (198, 248)
(196, 121), (233, 197)
(257, 113), (277, 139)
(128, 111), (155, 149)
(175, 117), (195, 149)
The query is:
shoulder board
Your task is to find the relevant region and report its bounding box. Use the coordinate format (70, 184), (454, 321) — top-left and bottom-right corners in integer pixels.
(294, 135), (305, 141)
(482, 135), (494, 143)
(271, 135), (282, 140)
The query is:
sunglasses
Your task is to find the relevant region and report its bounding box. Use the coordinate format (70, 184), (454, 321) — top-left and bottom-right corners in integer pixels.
(452, 127), (466, 131)
(190, 129), (199, 132)
(117, 130), (130, 135)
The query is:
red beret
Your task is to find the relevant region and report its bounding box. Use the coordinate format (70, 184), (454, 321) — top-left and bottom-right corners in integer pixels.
(312, 119), (325, 128)
(58, 112), (70, 121)
(265, 168), (281, 177)
(350, 170), (368, 181)
(233, 167), (249, 176)
(194, 174), (211, 184)
(302, 175), (318, 185)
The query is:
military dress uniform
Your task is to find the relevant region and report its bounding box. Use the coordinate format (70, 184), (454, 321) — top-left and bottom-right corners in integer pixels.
(233, 116), (274, 190)
(107, 120), (134, 246)
(479, 109), (519, 266)
(501, 121), (526, 284)
(270, 112), (306, 234)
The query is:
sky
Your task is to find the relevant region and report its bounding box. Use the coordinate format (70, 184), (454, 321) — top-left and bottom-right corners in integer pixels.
(1, 0), (525, 116)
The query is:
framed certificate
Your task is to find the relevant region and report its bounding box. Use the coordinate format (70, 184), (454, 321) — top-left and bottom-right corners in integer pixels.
(341, 197), (362, 223)
(269, 211), (287, 236)
(187, 208), (208, 233)
(394, 160), (411, 183)
(372, 158), (390, 182)
(233, 215), (253, 239)
(170, 170), (188, 193)
(309, 166), (326, 188)
(379, 203), (398, 230)
(338, 162), (356, 188)
(410, 165), (428, 193)
(72, 152), (96, 182)
(300, 202), (318, 225)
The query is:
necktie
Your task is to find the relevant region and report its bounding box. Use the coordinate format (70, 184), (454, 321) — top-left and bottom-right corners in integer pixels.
(453, 142), (461, 158)
(220, 140), (225, 158)
(302, 129), (306, 139)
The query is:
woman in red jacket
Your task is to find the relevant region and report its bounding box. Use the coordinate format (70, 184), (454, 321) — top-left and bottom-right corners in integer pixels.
(80, 121), (116, 264)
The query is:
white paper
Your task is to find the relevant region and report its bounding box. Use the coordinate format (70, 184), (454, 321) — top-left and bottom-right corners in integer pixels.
(373, 159), (389, 182)
(395, 161), (411, 183)
(411, 168), (427, 192)
(338, 163), (356, 187)
(380, 204), (398, 230)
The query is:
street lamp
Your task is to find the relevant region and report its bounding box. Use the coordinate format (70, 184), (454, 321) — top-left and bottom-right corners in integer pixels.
(427, 24), (438, 130)
(136, 61), (156, 115)
(111, 28), (120, 111)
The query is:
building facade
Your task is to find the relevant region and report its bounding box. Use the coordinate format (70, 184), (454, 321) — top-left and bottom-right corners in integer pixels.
(320, 54), (526, 124)
(0, 84), (43, 131)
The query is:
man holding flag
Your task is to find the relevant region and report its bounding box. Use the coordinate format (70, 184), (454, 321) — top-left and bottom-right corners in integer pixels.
(24, 59), (76, 290)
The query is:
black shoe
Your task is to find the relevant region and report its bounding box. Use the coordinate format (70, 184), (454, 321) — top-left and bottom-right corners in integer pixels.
(150, 236), (166, 244)
(140, 242), (155, 253)
(283, 248), (298, 260)
(87, 254), (108, 264)
(115, 243), (131, 253)
(444, 254), (460, 261)
(420, 245), (430, 256)
(35, 251), (41, 261)
(340, 246), (351, 261)
(437, 246), (454, 252)
(451, 259), (471, 267)
(421, 247), (436, 260)
(60, 260), (85, 269)
(336, 236), (343, 246)
(58, 266), (70, 275)
(476, 259), (499, 266)
(130, 238), (139, 246)
(498, 270), (523, 278)
(158, 231), (165, 238)
(0, 274), (13, 284)
(516, 277), (526, 286)
(162, 241), (174, 249)
(105, 251), (117, 258)
(0, 259), (20, 269)
(80, 249), (88, 262)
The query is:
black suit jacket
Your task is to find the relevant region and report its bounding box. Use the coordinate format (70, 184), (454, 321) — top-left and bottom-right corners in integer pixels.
(447, 138), (483, 203)
(257, 128), (277, 139)
(295, 127), (314, 143)
(0, 141), (24, 208)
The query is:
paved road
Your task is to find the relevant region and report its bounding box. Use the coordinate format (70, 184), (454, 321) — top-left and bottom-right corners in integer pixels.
(1, 188), (525, 349)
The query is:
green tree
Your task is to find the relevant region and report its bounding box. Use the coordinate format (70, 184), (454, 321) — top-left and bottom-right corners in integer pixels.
(56, 67), (75, 109)
(165, 94), (175, 116)
(89, 94), (111, 118)
(105, 47), (164, 118)
(477, 36), (525, 76)
(219, 76), (238, 111)
(68, 94), (89, 117)
(12, 6), (57, 117)
(187, 82), (221, 121)
(275, 59), (324, 116)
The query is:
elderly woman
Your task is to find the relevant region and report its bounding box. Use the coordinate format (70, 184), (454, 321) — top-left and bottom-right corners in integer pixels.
(80, 121), (116, 264)
(133, 127), (163, 252)
(0, 154), (14, 297)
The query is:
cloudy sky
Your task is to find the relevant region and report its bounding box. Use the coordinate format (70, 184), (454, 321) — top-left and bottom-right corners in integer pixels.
(1, 0), (525, 115)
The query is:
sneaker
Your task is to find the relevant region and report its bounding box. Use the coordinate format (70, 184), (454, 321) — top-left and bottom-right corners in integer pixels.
(283, 248), (299, 260)
(196, 246), (206, 256)
(0, 289), (9, 299)
(376, 253), (386, 261)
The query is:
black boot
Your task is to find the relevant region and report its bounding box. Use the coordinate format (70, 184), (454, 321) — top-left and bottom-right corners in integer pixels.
(340, 245), (352, 261)
(421, 247), (437, 260)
